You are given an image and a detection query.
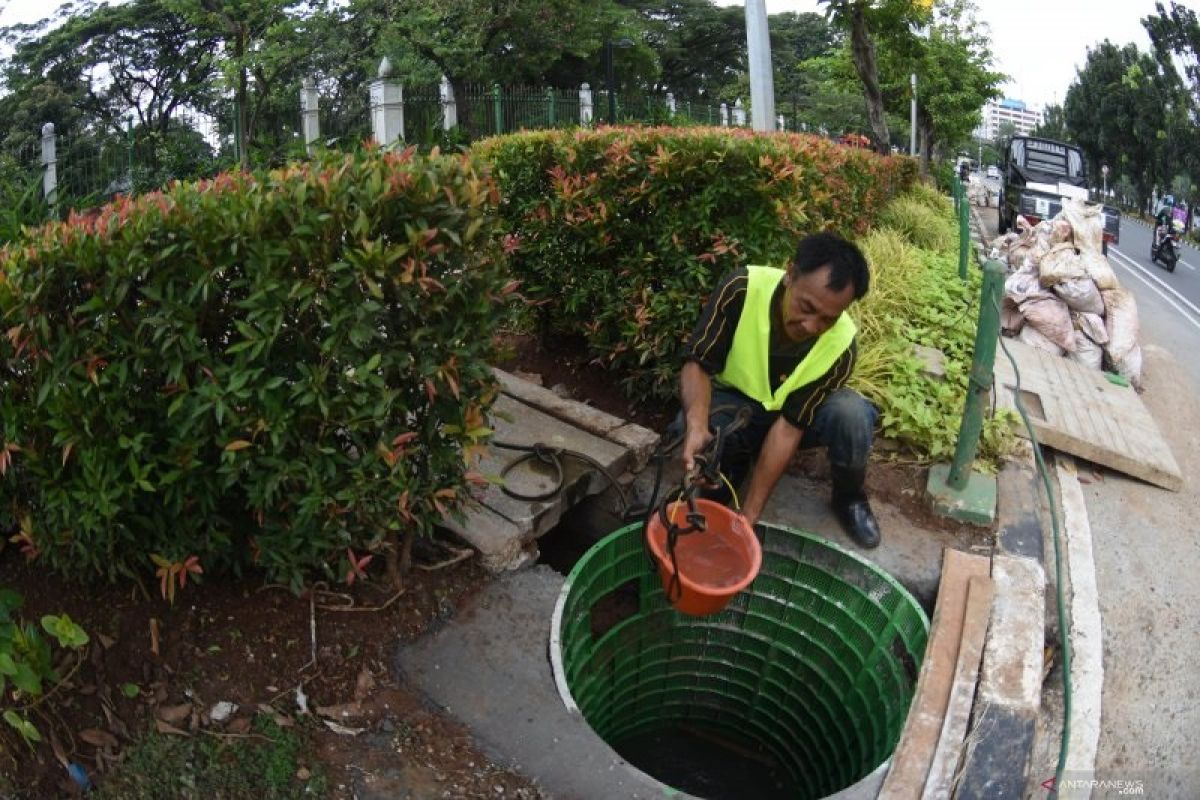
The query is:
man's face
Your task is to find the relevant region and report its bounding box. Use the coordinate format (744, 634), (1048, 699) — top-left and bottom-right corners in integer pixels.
(780, 265), (856, 342)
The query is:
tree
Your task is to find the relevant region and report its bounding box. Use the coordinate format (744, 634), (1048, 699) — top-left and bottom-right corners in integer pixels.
(618, 0), (744, 98)
(819, 0), (932, 154)
(1064, 40), (1183, 207)
(890, 0), (1003, 172)
(1031, 103), (1068, 141)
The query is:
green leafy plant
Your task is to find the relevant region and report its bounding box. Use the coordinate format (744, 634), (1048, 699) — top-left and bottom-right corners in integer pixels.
(0, 146), (508, 590)
(0, 588), (88, 748)
(478, 125), (917, 403)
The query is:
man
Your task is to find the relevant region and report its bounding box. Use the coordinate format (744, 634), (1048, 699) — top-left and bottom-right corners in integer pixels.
(1154, 195), (1176, 251)
(670, 232), (881, 548)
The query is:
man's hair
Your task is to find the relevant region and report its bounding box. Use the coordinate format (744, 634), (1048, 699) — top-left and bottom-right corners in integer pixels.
(789, 232), (870, 300)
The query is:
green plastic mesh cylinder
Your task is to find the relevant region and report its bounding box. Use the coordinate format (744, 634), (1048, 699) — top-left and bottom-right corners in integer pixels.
(550, 521), (929, 799)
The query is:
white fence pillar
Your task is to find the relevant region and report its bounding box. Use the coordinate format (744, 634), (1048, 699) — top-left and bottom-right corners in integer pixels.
(733, 98), (746, 126)
(369, 57), (404, 146)
(300, 77), (320, 155)
(580, 83), (594, 126)
(40, 122), (57, 208)
(720, 103), (729, 126)
(666, 92), (676, 117)
(440, 75), (457, 131)
(777, 113), (785, 131)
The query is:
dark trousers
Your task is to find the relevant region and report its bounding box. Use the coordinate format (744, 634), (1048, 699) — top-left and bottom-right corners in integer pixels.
(667, 386), (877, 502)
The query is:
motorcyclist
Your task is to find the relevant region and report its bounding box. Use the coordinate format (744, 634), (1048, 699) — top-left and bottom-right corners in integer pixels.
(1154, 195), (1175, 250)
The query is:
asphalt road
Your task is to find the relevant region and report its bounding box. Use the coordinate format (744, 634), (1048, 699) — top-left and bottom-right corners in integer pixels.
(1107, 219), (1200, 389)
(979, 206), (1200, 796)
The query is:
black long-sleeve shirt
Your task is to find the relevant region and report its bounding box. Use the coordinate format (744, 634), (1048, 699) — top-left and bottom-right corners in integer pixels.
(684, 267), (857, 430)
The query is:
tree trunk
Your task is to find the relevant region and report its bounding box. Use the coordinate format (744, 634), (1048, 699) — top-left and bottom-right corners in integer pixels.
(919, 113), (934, 176)
(847, 2), (890, 155)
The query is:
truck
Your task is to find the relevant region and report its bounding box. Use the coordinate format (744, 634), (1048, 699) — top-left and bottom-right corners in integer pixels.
(997, 135), (1120, 254)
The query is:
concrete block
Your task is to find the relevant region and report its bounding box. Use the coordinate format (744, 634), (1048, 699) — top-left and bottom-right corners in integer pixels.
(926, 463), (998, 525)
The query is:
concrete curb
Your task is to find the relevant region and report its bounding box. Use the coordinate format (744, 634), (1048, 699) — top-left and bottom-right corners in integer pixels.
(1054, 457), (1104, 777)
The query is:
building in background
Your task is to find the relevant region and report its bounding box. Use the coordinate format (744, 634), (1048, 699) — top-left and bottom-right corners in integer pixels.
(974, 98), (1044, 140)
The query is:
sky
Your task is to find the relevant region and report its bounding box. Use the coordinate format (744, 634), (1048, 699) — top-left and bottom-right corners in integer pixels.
(0, 0), (1181, 110)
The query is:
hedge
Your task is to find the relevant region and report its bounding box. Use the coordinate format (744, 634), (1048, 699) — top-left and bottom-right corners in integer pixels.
(0, 147), (508, 589)
(478, 126), (917, 402)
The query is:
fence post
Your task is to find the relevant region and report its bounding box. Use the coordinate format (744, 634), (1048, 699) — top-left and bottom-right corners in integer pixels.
(369, 57), (404, 146)
(580, 83), (593, 126)
(546, 87), (556, 127)
(300, 76), (320, 155)
(777, 113), (785, 131)
(733, 98), (746, 126)
(959, 188), (970, 281)
(666, 92), (676, 118)
(491, 83), (503, 134)
(40, 122), (57, 212)
(440, 75), (457, 131)
(925, 259), (1003, 523)
(720, 103), (729, 126)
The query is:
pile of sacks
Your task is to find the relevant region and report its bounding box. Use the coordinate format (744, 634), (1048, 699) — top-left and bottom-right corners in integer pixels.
(991, 199), (1142, 389)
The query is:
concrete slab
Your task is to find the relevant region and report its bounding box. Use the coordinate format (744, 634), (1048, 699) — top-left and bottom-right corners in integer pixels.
(993, 337), (1183, 491)
(395, 566), (686, 800)
(925, 463), (998, 526)
(444, 381), (655, 570)
(761, 472), (988, 610)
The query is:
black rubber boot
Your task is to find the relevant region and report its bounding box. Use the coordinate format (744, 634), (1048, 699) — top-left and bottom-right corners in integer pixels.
(830, 466), (881, 549)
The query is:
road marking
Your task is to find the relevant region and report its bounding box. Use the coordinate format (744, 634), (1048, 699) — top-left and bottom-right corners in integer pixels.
(1108, 248), (1200, 333)
(1180, 259), (1198, 271)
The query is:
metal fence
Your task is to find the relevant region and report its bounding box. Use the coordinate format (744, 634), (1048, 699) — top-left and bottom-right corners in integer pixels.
(0, 72), (760, 237)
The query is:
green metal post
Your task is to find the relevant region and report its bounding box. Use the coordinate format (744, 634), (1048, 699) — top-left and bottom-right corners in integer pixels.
(959, 193), (970, 281)
(492, 83), (503, 135)
(947, 259), (1005, 490)
(952, 175), (960, 213)
(547, 88), (556, 127)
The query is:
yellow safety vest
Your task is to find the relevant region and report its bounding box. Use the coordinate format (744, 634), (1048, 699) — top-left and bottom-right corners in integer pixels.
(715, 265), (856, 410)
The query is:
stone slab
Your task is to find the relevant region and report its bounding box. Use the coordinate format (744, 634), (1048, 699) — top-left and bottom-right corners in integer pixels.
(923, 575), (994, 800)
(953, 705), (1038, 800)
(996, 460), (1044, 561)
(993, 337), (1183, 491)
(926, 463), (998, 525)
(978, 554), (1045, 712)
(880, 549), (991, 800)
(443, 393), (630, 569)
(395, 566), (687, 800)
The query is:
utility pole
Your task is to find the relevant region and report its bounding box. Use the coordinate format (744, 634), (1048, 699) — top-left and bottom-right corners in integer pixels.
(910, 73), (917, 156)
(745, 0), (775, 131)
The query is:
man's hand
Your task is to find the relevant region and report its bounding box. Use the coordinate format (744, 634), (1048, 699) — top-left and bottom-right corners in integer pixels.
(681, 425), (714, 480)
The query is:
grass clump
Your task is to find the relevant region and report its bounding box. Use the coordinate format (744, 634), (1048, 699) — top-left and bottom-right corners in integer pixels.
(850, 200), (1014, 467)
(904, 179), (954, 216)
(93, 714), (324, 799)
(876, 194), (957, 252)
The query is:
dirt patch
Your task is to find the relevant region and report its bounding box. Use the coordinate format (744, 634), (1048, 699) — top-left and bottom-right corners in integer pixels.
(0, 538), (544, 799)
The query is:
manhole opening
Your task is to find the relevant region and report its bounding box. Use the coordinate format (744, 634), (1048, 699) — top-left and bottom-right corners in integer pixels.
(552, 521), (930, 800)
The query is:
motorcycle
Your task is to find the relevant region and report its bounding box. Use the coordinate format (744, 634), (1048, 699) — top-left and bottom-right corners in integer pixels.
(1151, 222), (1181, 272)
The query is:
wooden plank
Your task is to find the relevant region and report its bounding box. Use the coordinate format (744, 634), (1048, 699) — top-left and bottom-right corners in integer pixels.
(922, 575), (995, 800)
(879, 549), (992, 800)
(993, 337), (1182, 491)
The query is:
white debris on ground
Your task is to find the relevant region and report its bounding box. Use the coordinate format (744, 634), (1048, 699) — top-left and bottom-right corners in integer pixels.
(990, 199), (1142, 389)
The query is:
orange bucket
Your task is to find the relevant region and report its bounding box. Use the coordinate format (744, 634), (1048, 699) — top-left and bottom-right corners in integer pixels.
(646, 498), (762, 616)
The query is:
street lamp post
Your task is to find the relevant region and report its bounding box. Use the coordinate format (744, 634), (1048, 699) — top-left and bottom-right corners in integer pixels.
(1102, 164), (1109, 198)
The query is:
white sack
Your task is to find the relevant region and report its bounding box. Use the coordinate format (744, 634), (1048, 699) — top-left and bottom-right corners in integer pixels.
(1039, 243), (1086, 286)
(1061, 199), (1104, 253)
(1053, 277), (1105, 315)
(1005, 265), (1051, 305)
(1069, 333), (1104, 370)
(1072, 311), (1109, 345)
(1081, 249), (1119, 291)
(1019, 324), (1065, 356)
(1102, 288), (1140, 361)
(1109, 343), (1143, 391)
(1001, 297), (1025, 334)
(1021, 295), (1076, 352)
